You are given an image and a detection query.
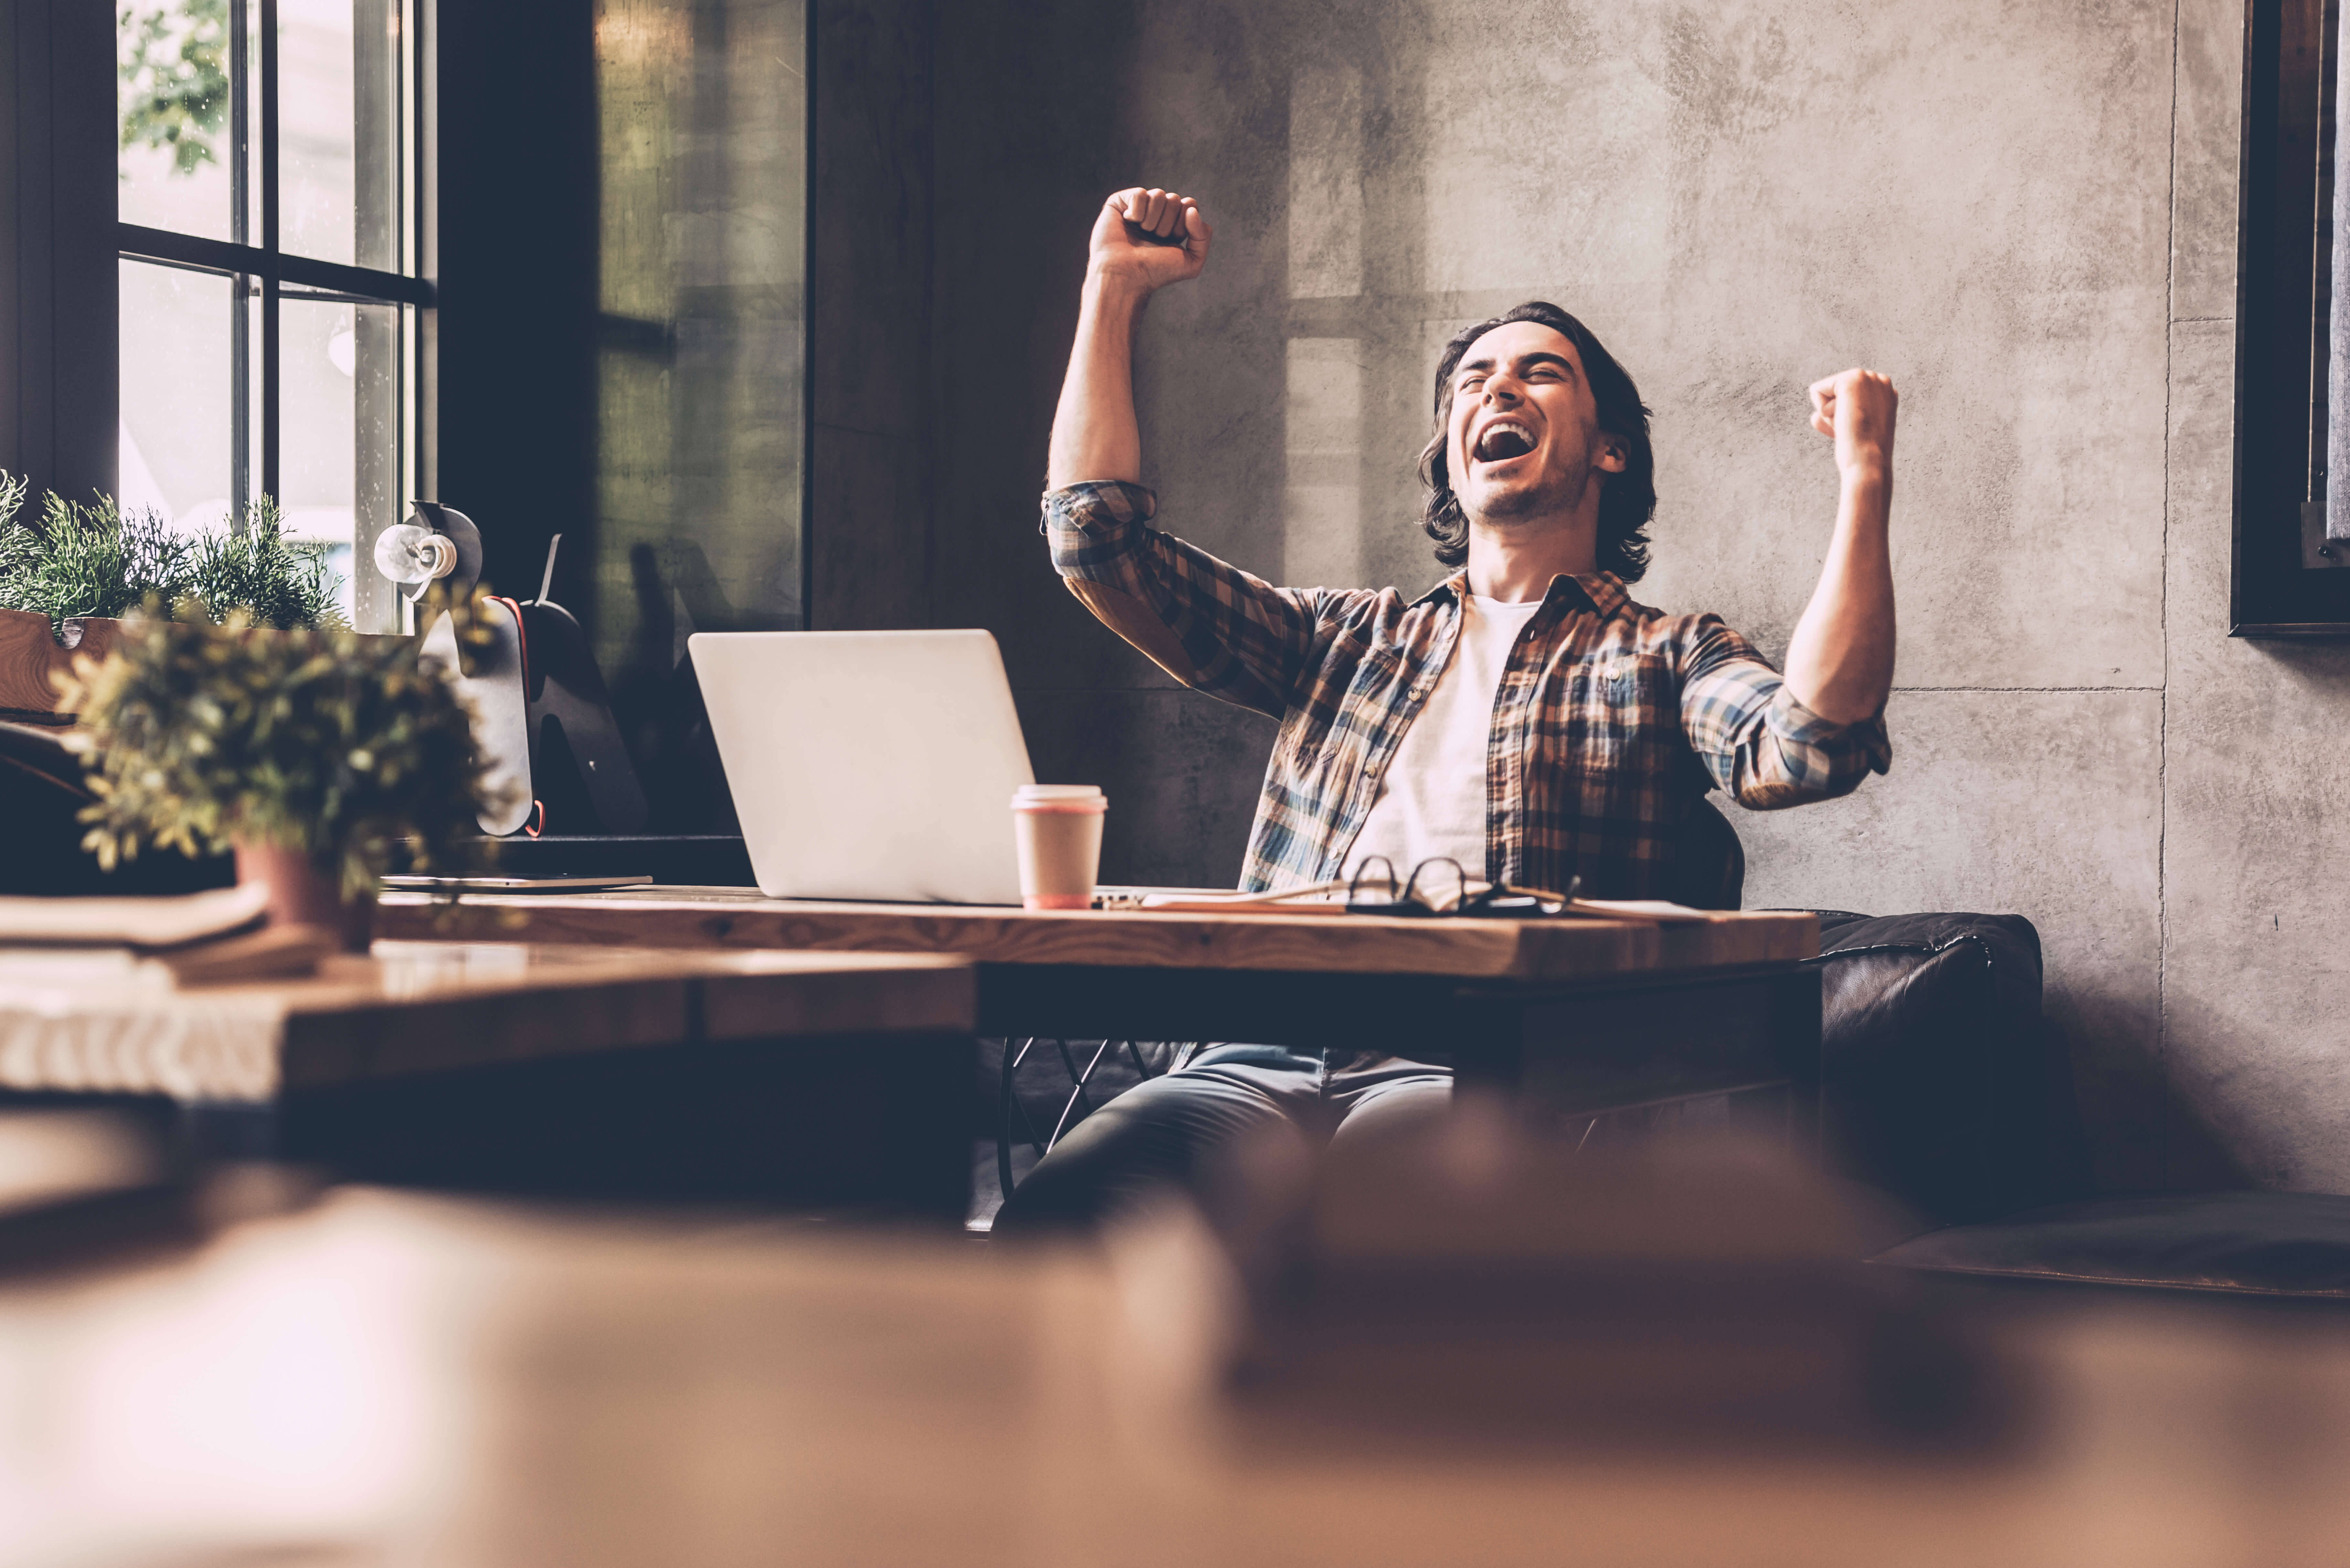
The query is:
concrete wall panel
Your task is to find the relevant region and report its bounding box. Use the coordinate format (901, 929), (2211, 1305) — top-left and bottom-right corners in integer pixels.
(2163, 315), (2350, 1190)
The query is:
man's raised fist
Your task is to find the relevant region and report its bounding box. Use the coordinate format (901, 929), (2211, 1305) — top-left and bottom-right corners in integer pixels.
(1088, 187), (1213, 293)
(1807, 368), (1898, 483)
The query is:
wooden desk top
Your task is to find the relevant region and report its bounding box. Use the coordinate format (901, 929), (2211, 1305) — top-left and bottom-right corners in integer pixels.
(376, 887), (1818, 982)
(0, 941), (974, 1102)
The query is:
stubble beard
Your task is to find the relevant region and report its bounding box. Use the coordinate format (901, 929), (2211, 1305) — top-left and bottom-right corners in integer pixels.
(1461, 461), (1591, 529)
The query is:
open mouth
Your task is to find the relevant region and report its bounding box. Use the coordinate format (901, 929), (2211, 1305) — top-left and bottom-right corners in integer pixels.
(1473, 420), (1536, 464)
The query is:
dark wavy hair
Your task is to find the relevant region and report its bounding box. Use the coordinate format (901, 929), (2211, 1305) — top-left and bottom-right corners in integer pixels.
(1416, 301), (1656, 582)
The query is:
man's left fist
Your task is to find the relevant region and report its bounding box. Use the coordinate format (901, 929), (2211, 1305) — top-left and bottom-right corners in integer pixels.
(1808, 368), (1897, 482)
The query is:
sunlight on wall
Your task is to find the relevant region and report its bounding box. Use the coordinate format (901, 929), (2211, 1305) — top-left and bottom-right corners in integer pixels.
(1283, 67), (1367, 592)
(1283, 339), (1365, 590)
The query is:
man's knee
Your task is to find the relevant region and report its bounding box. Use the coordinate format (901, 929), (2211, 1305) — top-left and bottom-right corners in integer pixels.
(1331, 1073), (1454, 1149)
(992, 1070), (1303, 1236)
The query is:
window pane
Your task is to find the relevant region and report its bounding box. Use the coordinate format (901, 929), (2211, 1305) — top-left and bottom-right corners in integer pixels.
(279, 0), (404, 270)
(118, 0), (253, 242)
(280, 294), (406, 630)
(119, 260), (237, 533)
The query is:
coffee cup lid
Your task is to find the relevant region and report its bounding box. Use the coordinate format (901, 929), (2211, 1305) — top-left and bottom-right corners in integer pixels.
(1014, 784), (1103, 801)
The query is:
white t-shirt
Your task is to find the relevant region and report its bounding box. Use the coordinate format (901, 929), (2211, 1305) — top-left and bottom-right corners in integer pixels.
(1344, 592), (1546, 883)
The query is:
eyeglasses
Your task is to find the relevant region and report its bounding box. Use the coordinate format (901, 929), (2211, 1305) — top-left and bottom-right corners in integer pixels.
(1342, 857), (1582, 918)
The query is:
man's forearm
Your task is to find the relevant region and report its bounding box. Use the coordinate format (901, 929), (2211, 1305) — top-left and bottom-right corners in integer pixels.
(1046, 272), (1152, 490)
(1781, 466), (1894, 725)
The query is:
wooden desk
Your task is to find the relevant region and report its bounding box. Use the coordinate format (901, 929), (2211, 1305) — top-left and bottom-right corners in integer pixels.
(379, 892), (1824, 1125)
(0, 940), (970, 1101)
(376, 886), (1816, 976)
(0, 942), (978, 1212)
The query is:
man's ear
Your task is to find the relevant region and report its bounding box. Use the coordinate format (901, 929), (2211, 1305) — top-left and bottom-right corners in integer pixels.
(1596, 434), (1628, 475)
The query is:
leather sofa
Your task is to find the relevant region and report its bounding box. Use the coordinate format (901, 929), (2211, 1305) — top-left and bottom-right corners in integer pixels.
(1812, 906), (2350, 1308)
(1812, 909), (2079, 1225)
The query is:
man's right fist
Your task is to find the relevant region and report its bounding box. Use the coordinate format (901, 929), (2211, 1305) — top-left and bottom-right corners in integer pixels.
(1807, 368), (1897, 486)
(1088, 187), (1212, 292)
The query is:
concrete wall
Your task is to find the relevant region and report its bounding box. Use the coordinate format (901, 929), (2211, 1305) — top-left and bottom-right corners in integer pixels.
(901, 0), (2350, 1190)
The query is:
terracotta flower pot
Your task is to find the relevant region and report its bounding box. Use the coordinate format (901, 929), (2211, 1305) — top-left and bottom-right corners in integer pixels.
(235, 841), (376, 954)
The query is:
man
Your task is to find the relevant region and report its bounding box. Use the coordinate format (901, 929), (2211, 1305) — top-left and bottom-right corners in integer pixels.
(993, 186), (1898, 1233)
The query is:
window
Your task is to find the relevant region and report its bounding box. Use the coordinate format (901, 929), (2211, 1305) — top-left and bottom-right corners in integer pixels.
(116, 0), (430, 633)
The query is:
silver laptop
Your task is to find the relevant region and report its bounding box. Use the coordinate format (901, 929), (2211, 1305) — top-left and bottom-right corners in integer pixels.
(689, 629), (1035, 904)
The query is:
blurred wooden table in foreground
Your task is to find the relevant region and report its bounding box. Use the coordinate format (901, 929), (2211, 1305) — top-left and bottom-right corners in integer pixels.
(4, 1185), (2348, 1568)
(0, 943), (977, 1212)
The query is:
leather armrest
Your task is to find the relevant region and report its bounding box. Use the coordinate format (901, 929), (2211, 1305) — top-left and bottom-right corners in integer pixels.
(1810, 911), (2086, 1227)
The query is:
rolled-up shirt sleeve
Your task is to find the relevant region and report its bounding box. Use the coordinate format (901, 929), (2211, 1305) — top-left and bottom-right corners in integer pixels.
(1676, 617), (1891, 809)
(1042, 481), (1321, 719)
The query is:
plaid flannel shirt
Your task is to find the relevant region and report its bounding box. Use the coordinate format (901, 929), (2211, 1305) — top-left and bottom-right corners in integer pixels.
(1042, 481), (1891, 898)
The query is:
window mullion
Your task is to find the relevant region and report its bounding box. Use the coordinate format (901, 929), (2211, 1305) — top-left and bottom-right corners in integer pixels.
(229, 0), (251, 520)
(229, 0), (250, 248)
(258, 0), (279, 510)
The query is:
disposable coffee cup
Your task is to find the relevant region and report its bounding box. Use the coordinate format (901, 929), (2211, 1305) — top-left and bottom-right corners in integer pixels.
(1011, 785), (1108, 910)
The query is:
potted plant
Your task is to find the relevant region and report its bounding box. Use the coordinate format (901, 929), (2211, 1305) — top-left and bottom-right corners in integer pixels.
(54, 604), (504, 949)
(0, 469), (352, 721)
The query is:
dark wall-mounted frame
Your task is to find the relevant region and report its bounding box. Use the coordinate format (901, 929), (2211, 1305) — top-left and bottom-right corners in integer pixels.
(2235, 0), (2350, 634)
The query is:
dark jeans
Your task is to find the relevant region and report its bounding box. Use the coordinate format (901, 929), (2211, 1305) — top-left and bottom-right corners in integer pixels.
(991, 1044), (1452, 1234)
